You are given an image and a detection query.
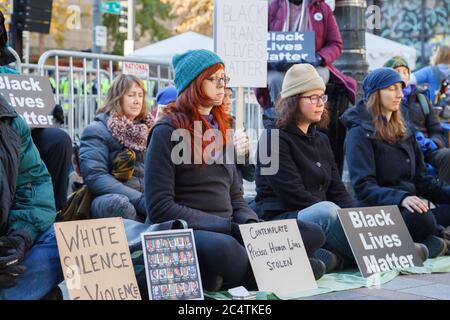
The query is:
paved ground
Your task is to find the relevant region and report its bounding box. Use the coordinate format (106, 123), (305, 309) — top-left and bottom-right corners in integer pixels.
(298, 273), (450, 300)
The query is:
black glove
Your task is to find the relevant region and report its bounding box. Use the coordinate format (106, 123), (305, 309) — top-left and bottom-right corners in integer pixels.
(230, 222), (244, 245)
(0, 230), (32, 269)
(52, 104), (65, 125)
(0, 265), (26, 289)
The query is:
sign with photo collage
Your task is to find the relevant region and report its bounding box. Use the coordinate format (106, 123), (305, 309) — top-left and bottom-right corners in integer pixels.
(141, 229), (203, 300)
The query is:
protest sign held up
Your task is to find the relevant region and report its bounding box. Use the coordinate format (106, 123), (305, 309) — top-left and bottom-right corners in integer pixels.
(0, 74), (56, 128)
(240, 219), (317, 296)
(267, 31), (316, 63)
(54, 218), (141, 300)
(338, 206), (423, 278)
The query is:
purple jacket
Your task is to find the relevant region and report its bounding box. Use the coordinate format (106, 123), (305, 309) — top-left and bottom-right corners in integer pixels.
(256, 0), (357, 106)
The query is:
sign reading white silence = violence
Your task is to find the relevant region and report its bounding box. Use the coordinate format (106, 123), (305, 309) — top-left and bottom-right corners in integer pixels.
(54, 218), (141, 300)
(240, 219), (317, 296)
(0, 74), (56, 128)
(267, 32), (316, 63)
(338, 206), (423, 278)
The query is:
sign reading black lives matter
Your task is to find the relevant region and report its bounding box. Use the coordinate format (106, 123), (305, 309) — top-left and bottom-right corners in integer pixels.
(0, 74), (56, 128)
(338, 206), (423, 278)
(141, 229), (203, 300)
(267, 32), (315, 63)
(240, 220), (317, 296)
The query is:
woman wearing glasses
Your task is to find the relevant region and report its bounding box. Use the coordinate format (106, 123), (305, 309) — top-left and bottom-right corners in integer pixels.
(145, 51), (328, 291)
(254, 64), (356, 271)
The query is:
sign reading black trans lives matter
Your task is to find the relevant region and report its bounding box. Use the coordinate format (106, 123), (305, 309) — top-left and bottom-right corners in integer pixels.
(0, 74), (56, 128)
(338, 206), (423, 278)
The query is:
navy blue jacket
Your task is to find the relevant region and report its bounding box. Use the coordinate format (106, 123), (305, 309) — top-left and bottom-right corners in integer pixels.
(341, 101), (450, 207)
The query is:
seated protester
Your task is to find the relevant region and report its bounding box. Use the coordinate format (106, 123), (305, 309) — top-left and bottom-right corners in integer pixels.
(254, 64), (355, 269)
(384, 57), (450, 184)
(145, 50), (328, 290)
(79, 74), (154, 222)
(223, 87), (255, 183)
(154, 85), (177, 121)
(341, 68), (450, 258)
(0, 95), (62, 300)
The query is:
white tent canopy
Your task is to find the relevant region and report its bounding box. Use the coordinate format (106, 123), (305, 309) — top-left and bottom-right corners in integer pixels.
(129, 31), (417, 71)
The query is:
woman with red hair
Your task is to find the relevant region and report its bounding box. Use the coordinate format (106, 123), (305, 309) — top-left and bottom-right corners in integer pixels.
(145, 50), (327, 291)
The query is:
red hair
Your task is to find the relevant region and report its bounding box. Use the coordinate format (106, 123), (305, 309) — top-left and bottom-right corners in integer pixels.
(164, 63), (233, 162)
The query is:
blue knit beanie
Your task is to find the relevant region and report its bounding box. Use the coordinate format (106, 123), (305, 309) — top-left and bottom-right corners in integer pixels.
(363, 67), (406, 101)
(156, 85), (177, 105)
(172, 49), (224, 95)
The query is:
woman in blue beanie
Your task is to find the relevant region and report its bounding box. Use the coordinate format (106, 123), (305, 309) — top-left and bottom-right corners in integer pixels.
(145, 49), (328, 291)
(341, 68), (450, 258)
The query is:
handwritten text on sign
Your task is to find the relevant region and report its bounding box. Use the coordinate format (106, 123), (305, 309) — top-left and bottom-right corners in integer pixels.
(214, 0), (268, 88)
(54, 218), (141, 300)
(240, 219), (317, 296)
(0, 74), (56, 128)
(338, 206), (423, 278)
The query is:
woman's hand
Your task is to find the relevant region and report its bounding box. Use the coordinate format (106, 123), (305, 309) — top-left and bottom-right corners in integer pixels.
(234, 130), (249, 158)
(401, 196), (429, 214)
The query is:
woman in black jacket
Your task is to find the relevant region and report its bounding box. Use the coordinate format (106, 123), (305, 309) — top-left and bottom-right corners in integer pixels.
(255, 64), (355, 267)
(341, 68), (450, 258)
(145, 50), (327, 291)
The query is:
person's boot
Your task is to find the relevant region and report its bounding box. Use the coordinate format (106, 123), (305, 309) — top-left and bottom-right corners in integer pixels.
(309, 258), (326, 280)
(421, 235), (447, 258)
(311, 248), (344, 273)
(414, 243), (429, 262)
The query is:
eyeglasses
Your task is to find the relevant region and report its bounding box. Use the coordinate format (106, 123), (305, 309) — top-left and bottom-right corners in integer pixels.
(206, 76), (230, 86)
(298, 94), (328, 104)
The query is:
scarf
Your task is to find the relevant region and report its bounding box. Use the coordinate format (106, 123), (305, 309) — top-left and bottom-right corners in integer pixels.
(107, 112), (154, 152)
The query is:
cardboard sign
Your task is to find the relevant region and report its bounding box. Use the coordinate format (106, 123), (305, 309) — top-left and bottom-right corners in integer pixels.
(338, 206), (423, 278)
(0, 74), (56, 128)
(54, 218), (141, 300)
(214, 0), (268, 88)
(240, 220), (317, 296)
(141, 229), (203, 300)
(122, 62), (149, 79)
(267, 32), (315, 63)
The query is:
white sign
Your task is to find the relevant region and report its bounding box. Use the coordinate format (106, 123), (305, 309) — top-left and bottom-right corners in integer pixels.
(122, 62), (149, 79)
(214, 0), (268, 88)
(95, 25), (107, 48)
(239, 220), (317, 296)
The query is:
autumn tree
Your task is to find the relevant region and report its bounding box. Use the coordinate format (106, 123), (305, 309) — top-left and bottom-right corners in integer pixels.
(162, 0), (213, 36)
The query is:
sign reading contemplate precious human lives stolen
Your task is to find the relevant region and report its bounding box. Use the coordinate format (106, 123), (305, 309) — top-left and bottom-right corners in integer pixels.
(0, 74), (56, 128)
(214, 0), (268, 88)
(267, 32), (316, 63)
(240, 219), (317, 296)
(54, 218), (141, 300)
(141, 229), (203, 300)
(338, 206), (423, 278)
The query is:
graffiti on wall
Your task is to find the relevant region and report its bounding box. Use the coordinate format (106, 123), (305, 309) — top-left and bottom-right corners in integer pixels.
(378, 0), (449, 67)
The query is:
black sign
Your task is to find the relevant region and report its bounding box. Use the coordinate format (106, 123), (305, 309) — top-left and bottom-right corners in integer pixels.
(0, 74), (56, 128)
(267, 31), (315, 63)
(338, 206), (423, 278)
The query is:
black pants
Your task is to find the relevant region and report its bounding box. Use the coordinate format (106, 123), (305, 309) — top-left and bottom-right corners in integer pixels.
(426, 148), (450, 184)
(32, 128), (72, 211)
(194, 220), (325, 291)
(401, 207), (440, 242)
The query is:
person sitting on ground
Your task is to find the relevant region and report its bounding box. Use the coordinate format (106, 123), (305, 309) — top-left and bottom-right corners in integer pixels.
(223, 87), (255, 183)
(384, 56), (450, 185)
(341, 68), (450, 258)
(0, 95), (61, 300)
(254, 64), (356, 271)
(145, 50), (328, 290)
(79, 74), (154, 222)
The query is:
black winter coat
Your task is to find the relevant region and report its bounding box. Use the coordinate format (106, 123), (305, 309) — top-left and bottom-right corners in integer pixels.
(341, 101), (450, 207)
(402, 86), (445, 148)
(254, 123), (354, 220)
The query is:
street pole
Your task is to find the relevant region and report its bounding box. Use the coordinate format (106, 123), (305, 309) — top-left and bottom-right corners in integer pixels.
(334, 0), (369, 103)
(92, 0), (102, 53)
(123, 0), (135, 55)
